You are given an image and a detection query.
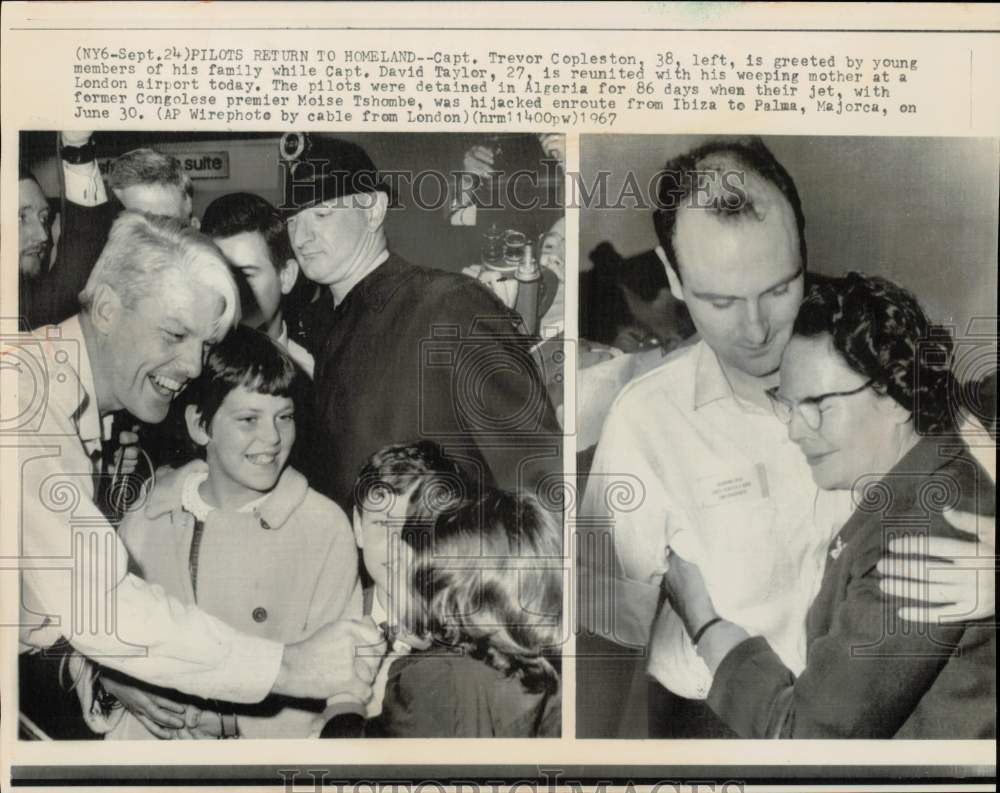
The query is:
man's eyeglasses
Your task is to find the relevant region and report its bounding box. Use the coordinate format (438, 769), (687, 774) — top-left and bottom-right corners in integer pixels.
(765, 380), (875, 430)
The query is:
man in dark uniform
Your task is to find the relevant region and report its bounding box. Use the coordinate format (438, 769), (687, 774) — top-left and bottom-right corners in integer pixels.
(283, 138), (562, 513)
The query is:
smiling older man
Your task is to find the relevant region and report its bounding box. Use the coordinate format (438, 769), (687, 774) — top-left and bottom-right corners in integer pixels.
(16, 211), (382, 738)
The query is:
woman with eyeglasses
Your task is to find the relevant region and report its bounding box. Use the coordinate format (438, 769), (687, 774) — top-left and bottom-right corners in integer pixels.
(660, 272), (995, 738)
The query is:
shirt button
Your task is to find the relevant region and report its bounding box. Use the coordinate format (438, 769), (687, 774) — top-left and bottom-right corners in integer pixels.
(252, 607), (268, 623)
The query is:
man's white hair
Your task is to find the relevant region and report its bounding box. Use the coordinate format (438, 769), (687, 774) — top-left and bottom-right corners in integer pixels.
(79, 211), (239, 338)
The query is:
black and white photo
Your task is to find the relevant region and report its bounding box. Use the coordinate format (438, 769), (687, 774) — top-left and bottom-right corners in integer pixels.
(576, 134), (997, 740)
(15, 129), (565, 741)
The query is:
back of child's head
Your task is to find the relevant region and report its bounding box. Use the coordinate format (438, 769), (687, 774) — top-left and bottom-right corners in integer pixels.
(184, 324), (301, 434)
(411, 488), (562, 695)
(354, 440), (469, 527)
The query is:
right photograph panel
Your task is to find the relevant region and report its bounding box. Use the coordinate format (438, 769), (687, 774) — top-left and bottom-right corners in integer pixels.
(574, 134), (998, 739)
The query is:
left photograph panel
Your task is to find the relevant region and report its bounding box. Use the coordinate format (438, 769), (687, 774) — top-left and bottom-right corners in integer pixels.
(12, 130), (566, 740)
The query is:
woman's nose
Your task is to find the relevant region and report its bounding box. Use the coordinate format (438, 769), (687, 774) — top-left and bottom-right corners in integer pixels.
(787, 406), (812, 444)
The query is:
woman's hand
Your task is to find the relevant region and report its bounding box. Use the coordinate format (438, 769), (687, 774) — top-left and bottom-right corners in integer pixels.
(100, 674), (188, 739)
(171, 707), (224, 739)
(659, 549), (718, 638)
(659, 550), (750, 675)
(879, 507), (996, 622)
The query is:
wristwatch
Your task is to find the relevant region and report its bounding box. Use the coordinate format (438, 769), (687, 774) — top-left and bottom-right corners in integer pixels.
(60, 141), (96, 164)
(209, 699), (240, 739)
(219, 710), (240, 739)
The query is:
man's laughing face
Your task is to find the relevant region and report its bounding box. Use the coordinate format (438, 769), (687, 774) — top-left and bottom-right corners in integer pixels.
(99, 272), (225, 423)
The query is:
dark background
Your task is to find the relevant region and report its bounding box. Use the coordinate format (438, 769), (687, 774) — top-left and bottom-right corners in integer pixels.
(21, 130), (562, 275)
(579, 134), (999, 333)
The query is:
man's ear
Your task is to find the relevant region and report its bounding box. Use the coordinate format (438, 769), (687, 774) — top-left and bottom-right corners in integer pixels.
(279, 257), (299, 296)
(185, 404), (211, 447)
(665, 261), (685, 303)
(182, 194), (198, 229)
(90, 283), (123, 335)
(365, 190), (389, 231)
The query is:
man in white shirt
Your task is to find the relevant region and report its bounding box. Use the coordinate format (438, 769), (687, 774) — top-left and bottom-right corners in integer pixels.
(13, 211), (383, 738)
(582, 137), (994, 737)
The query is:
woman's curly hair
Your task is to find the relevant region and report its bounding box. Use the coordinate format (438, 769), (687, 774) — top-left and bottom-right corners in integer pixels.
(793, 271), (957, 435)
(407, 488), (562, 696)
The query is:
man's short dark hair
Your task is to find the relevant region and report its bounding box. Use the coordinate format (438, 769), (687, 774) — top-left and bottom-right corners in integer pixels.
(185, 325), (301, 433)
(201, 192), (293, 273)
(652, 137), (807, 281)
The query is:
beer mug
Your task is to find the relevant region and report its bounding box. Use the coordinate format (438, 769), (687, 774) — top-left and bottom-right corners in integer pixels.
(502, 230), (527, 271)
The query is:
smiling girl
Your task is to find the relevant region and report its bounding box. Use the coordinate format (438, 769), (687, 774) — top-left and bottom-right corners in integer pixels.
(95, 326), (361, 739)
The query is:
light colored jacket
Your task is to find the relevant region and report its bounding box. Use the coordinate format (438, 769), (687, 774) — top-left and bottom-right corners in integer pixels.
(108, 460), (362, 739)
(17, 316), (282, 703)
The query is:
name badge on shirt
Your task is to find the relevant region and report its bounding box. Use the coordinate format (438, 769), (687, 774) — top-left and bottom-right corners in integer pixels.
(696, 463), (770, 508)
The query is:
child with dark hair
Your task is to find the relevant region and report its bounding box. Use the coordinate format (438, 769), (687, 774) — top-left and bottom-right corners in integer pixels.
(355, 448), (562, 737)
(96, 326), (361, 739)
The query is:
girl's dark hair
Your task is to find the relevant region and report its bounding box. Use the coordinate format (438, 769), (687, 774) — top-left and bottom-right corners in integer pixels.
(793, 271), (958, 435)
(408, 489), (562, 695)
